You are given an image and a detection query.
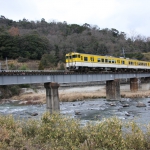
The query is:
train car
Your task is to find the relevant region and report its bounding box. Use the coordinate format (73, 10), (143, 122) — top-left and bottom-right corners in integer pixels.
(65, 52), (150, 72)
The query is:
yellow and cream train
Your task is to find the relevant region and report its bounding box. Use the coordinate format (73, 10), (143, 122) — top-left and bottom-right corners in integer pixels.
(65, 52), (150, 72)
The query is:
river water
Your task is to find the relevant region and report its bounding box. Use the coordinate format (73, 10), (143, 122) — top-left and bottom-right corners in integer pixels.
(0, 97), (150, 127)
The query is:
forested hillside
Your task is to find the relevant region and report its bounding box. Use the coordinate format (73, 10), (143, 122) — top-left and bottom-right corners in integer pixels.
(0, 15), (150, 69)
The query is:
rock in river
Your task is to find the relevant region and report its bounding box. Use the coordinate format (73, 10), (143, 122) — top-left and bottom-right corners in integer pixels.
(136, 102), (146, 107)
(123, 104), (129, 107)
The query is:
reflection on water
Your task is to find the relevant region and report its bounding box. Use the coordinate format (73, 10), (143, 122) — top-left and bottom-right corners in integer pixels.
(0, 98), (150, 126)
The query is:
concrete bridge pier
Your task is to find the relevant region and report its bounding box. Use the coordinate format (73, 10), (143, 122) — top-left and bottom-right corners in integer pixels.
(130, 78), (138, 92)
(106, 79), (121, 100)
(44, 82), (60, 113)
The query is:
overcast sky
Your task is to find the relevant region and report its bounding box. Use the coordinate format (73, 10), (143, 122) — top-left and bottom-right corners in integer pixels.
(1, 0), (150, 37)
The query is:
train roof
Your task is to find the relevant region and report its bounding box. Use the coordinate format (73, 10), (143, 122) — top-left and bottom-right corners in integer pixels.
(66, 52), (150, 63)
(66, 52), (118, 58)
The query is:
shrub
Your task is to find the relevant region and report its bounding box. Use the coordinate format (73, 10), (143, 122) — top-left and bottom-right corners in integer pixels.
(18, 57), (28, 62)
(57, 62), (65, 70)
(19, 84), (30, 88)
(0, 113), (150, 149)
(8, 63), (16, 70)
(18, 64), (29, 70)
(38, 61), (44, 70)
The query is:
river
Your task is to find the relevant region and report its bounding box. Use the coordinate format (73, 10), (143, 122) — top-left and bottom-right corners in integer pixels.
(0, 97), (150, 127)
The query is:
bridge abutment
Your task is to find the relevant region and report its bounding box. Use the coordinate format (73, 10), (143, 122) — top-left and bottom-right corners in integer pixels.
(130, 78), (138, 92)
(44, 82), (60, 113)
(106, 79), (121, 100)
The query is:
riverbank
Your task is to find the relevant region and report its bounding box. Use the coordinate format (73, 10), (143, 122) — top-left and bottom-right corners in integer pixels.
(4, 83), (149, 104)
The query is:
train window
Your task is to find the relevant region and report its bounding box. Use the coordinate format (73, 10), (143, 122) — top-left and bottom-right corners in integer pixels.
(81, 56), (83, 60)
(78, 55), (80, 58)
(90, 57), (94, 61)
(112, 60), (115, 63)
(117, 60), (120, 63)
(72, 55), (77, 58)
(84, 57), (88, 61)
(69, 56), (72, 59)
(105, 59), (108, 63)
(109, 60), (111, 63)
(97, 58), (101, 62)
(121, 61), (124, 64)
(66, 56), (69, 59)
(102, 59), (104, 62)
(129, 61), (133, 65)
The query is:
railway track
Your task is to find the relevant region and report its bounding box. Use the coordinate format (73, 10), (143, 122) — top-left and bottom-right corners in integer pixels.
(0, 70), (149, 76)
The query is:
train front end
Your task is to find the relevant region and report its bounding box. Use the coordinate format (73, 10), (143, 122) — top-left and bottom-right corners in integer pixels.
(65, 52), (80, 71)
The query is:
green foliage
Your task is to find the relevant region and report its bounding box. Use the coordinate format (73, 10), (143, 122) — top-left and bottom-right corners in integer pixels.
(38, 61), (44, 70)
(40, 53), (57, 68)
(19, 84), (30, 88)
(125, 52), (144, 60)
(0, 113), (150, 149)
(1, 16), (150, 64)
(0, 85), (21, 98)
(143, 52), (150, 61)
(18, 64), (29, 70)
(9, 85), (21, 96)
(8, 63), (16, 70)
(17, 57), (28, 62)
(0, 33), (49, 60)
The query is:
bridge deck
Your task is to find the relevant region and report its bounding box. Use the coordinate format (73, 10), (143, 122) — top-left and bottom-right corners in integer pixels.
(0, 71), (149, 85)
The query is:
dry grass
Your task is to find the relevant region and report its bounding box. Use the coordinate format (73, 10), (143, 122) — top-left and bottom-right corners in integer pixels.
(60, 91), (106, 102)
(121, 90), (150, 98)
(1, 59), (40, 70)
(10, 88), (150, 104)
(0, 113), (150, 149)
(143, 52), (150, 60)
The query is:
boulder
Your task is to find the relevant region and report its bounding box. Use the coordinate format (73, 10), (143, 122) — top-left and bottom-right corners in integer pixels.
(136, 102), (146, 107)
(30, 113), (38, 116)
(75, 111), (81, 115)
(110, 103), (116, 106)
(123, 104), (129, 107)
(125, 112), (130, 116)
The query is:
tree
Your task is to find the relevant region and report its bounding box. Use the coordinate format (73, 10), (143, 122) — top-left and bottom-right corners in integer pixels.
(38, 62), (44, 70)
(8, 27), (19, 36)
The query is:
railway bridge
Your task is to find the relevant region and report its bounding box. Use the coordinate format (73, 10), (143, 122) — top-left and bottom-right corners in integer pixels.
(0, 71), (150, 113)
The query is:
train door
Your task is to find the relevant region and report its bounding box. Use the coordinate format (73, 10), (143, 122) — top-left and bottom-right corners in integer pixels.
(67, 53), (74, 69)
(90, 57), (94, 68)
(80, 55), (83, 69)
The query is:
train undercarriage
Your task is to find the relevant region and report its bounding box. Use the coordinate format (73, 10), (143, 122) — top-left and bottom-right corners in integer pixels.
(67, 66), (150, 73)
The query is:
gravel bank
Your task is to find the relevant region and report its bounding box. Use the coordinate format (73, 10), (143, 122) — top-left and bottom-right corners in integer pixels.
(9, 84), (150, 104)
